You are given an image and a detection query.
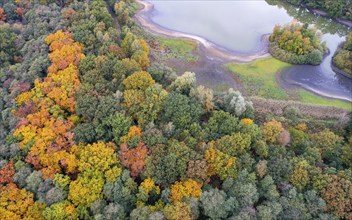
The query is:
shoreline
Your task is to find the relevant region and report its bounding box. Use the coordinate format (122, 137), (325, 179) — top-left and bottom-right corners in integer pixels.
(303, 4), (352, 28)
(331, 62), (352, 80)
(135, 0), (271, 63)
(330, 42), (352, 80)
(134, 0), (352, 103)
(279, 71), (352, 103)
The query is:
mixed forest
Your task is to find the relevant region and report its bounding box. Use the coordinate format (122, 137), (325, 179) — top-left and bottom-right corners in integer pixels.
(0, 0), (352, 219)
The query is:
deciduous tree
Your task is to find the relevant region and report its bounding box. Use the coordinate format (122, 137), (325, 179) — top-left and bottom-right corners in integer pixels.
(170, 179), (202, 203)
(119, 142), (148, 178)
(0, 183), (45, 220)
(262, 120), (284, 145)
(204, 148), (237, 180)
(0, 161), (15, 185)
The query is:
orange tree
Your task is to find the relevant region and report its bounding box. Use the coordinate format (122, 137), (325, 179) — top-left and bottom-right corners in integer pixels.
(13, 30), (84, 178)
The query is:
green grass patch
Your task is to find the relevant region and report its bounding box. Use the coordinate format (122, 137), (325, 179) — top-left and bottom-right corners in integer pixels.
(226, 58), (352, 109)
(297, 90), (352, 110)
(158, 38), (198, 62)
(226, 58), (291, 100)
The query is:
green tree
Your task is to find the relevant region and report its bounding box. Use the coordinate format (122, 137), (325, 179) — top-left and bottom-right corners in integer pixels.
(341, 136), (352, 167)
(144, 140), (198, 186)
(324, 0), (345, 18)
(0, 24), (17, 66)
(222, 170), (258, 208)
(204, 110), (240, 140)
(103, 170), (138, 213)
(288, 158), (310, 191)
(148, 63), (177, 87)
(216, 132), (252, 156)
(136, 84), (168, 126)
(162, 92), (204, 130)
(200, 188), (237, 219)
(97, 112), (133, 144)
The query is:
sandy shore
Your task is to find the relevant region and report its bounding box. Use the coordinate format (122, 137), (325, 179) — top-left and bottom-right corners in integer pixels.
(134, 0), (271, 63)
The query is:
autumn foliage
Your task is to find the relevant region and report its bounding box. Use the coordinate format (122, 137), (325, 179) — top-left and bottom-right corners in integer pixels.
(320, 175), (352, 219)
(170, 179), (202, 202)
(0, 8), (6, 21)
(119, 142), (148, 178)
(0, 161), (15, 185)
(13, 30), (84, 178)
(205, 147), (237, 180)
(2, 0), (351, 218)
(0, 183), (45, 220)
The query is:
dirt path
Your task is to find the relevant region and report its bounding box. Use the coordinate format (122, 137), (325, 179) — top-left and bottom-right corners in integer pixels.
(105, 1), (121, 42)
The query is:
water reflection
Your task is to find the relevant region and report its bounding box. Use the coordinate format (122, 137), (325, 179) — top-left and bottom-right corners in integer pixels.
(265, 0), (350, 36)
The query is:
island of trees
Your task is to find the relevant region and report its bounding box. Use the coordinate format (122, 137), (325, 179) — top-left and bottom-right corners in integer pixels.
(269, 22), (327, 65)
(0, 0), (351, 219)
(333, 32), (352, 77)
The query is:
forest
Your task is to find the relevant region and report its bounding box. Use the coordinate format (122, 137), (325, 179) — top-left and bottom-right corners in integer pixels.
(0, 0), (352, 219)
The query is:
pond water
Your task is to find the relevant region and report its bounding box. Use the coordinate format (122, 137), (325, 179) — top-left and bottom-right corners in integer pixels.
(146, 0), (352, 102)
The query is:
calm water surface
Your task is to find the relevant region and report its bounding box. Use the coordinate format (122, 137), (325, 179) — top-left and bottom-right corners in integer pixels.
(147, 0), (352, 101)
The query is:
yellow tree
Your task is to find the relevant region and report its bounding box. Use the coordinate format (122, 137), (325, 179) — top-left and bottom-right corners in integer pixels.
(261, 120), (284, 145)
(170, 179), (202, 203)
(122, 71), (155, 91)
(73, 141), (122, 182)
(205, 147), (237, 180)
(163, 202), (192, 220)
(68, 170), (105, 207)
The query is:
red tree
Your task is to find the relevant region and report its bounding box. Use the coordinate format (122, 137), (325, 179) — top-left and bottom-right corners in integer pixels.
(0, 8), (6, 21)
(119, 143), (148, 178)
(0, 161), (15, 185)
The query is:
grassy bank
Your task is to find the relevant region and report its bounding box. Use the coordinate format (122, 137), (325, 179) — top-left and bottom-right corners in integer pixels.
(226, 58), (351, 110)
(226, 58), (291, 100)
(157, 37), (199, 62)
(297, 90), (351, 110)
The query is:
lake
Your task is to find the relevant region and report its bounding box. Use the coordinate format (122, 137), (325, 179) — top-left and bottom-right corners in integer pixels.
(144, 0), (352, 102)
